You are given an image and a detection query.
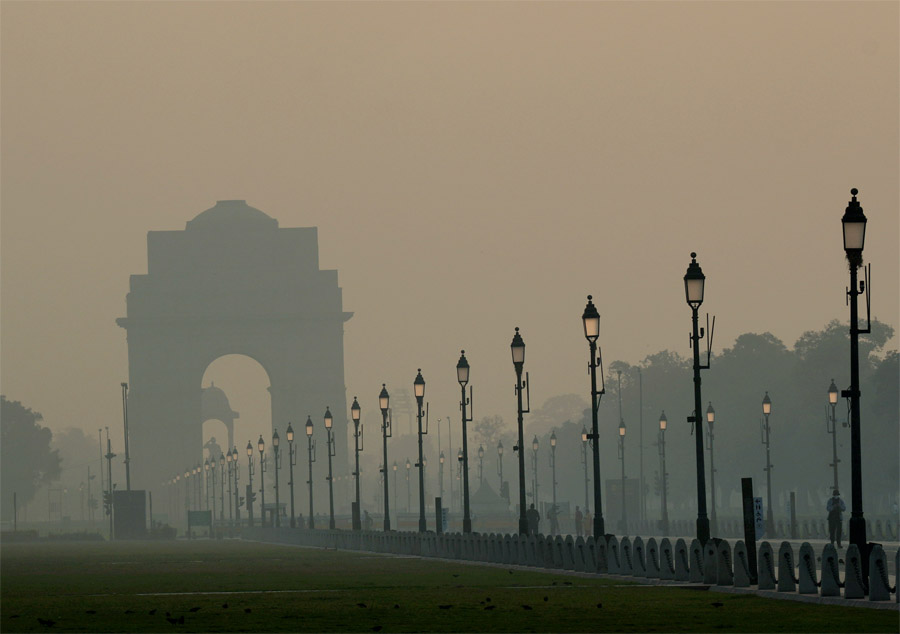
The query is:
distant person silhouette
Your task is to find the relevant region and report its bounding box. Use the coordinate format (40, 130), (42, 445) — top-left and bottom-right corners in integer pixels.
(527, 503), (541, 536)
(575, 506), (583, 537)
(826, 489), (846, 548)
(548, 504), (560, 536)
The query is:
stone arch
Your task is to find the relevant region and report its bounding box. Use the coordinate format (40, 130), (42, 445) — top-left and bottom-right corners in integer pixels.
(118, 200), (352, 498)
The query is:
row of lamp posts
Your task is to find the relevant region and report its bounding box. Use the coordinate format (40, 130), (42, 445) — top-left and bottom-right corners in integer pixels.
(178, 190), (871, 586)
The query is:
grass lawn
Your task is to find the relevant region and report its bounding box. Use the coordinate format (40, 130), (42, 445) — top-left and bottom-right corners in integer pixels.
(0, 540), (895, 632)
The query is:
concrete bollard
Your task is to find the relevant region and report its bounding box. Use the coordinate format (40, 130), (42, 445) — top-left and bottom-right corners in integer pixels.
(797, 542), (818, 594)
(595, 536), (608, 573)
(777, 541), (797, 592)
(757, 542), (776, 590)
(843, 544), (865, 599)
(645, 538), (660, 578)
(674, 539), (690, 582)
(868, 544), (891, 601)
(733, 541), (751, 587)
(703, 540), (718, 584)
(716, 540), (734, 586)
(632, 536), (647, 577)
(819, 543), (842, 597)
(688, 539), (704, 583)
(551, 535), (565, 568)
(563, 535), (578, 571)
(607, 536), (621, 574)
(572, 536), (586, 572)
(620, 537), (634, 575)
(659, 538), (674, 580)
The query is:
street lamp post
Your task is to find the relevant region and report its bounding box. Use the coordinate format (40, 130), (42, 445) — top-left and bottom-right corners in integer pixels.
(761, 392), (775, 537)
(204, 460), (211, 512)
(406, 458), (412, 512)
(827, 380), (840, 491)
(379, 385), (392, 532)
(231, 448), (240, 526)
(258, 436), (267, 528)
(272, 430), (281, 528)
(580, 427), (590, 512)
(531, 436), (540, 509)
(227, 452), (234, 524)
(549, 432), (557, 511)
(618, 421), (626, 534)
(841, 188), (869, 568)
(658, 411), (669, 535)
(497, 440), (504, 499)
(684, 254), (712, 545)
(219, 453), (226, 522)
(350, 397), (362, 531)
(511, 327), (531, 535)
(324, 407), (336, 530)
(414, 370), (428, 533)
(438, 452), (445, 503)
(305, 416), (316, 529)
(287, 423), (296, 527)
(456, 351), (474, 534)
(477, 445), (484, 487)
(706, 402), (717, 535)
(245, 442), (253, 527)
(392, 461), (398, 523)
(581, 297), (606, 538)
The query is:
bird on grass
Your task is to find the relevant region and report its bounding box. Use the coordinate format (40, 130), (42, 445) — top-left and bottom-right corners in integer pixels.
(596, 603), (602, 609)
(356, 603), (367, 608)
(85, 610), (97, 615)
(521, 605), (532, 610)
(393, 604), (400, 609)
(484, 605), (496, 611)
(372, 626), (383, 632)
(543, 596), (548, 602)
(37, 618), (55, 627)
(189, 607), (201, 613)
(710, 602), (724, 608)
(148, 609), (157, 615)
(221, 604), (228, 609)
(244, 608), (252, 614)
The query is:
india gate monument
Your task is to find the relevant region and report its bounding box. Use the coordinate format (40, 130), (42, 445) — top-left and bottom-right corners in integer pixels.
(117, 200), (351, 496)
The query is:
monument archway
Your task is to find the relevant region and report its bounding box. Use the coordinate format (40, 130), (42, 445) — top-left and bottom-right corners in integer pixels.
(117, 200), (352, 497)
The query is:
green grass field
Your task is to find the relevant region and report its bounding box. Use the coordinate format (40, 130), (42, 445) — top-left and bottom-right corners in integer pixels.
(1, 540), (895, 633)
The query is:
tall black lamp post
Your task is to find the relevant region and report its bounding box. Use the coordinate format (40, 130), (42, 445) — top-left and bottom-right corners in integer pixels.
(245, 442), (253, 527)
(477, 445), (484, 487)
(218, 453), (226, 522)
(438, 452), (444, 503)
(456, 351), (473, 533)
(706, 402), (717, 535)
(324, 407), (336, 530)
(305, 416), (316, 529)
(617, 421), (626, 533)
(684, 254), (711, 545)
(581, 297), (606, 538)
(549, 432), (557, 511)
(231, 447), (240, 526)
(841, 188), (869, 570)
(658, 411), (669, 535)
(286, 423), (296, 527)
(510, 327), (530, 535)
(827, 380), (840, 491)
(258, 436), (267, 527)
(497, 440), (504, 498)
(580, 427), (590, 513)
(406, 458), (412, 512)
(272, 430), (281, 528)
(761, 392), (775, 537)
(350, 397), (362, 531)
(379, 385), (392, 532)
(414, 370), (428, 532)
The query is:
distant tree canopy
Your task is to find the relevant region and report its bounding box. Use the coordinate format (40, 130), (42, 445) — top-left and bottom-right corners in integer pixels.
(1, 396), (61, 520)
(518, 320), (898, 517)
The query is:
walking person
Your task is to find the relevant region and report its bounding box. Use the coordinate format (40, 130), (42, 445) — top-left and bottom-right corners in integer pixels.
(548, 504), (560, 536)
(575, 506), (583, 537)
(527, 503), (541, 536)
(826, 489), (846, 548)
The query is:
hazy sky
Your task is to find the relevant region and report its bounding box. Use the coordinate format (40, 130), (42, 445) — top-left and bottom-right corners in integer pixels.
(2, 2), (897, 455)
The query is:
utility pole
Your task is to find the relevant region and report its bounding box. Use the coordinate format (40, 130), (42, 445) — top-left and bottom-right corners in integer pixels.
(121, 382), (131, 490)
(105, 428), (116, 540)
